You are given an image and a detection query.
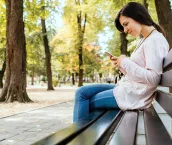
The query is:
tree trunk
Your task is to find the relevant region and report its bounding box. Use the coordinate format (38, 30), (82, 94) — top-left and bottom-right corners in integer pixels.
(143, 0), (148, 10)
(154, 0), (172, 93)
(0, 0), (32, 102)
(31, 67), (34, 85)
(72, 73), (75, 85)
(75, 72), (78, 83)
(78, 41), (84, 86)
(41, 5), (54, 90)
(0, 58), (6, 88)
(22, 26), (31, 101)
(77, 12), (84, 87)
(154, 0), (172, 48)
(75, 0), (87, 87)
(120, 32), (129, 56)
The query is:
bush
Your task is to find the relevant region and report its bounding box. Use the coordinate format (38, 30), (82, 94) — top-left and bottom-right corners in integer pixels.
(52, 78), (58, 87)
(40, 76), (47, 82)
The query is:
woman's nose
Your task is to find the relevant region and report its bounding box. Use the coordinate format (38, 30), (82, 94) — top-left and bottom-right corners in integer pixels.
(124, 27), (128, 33)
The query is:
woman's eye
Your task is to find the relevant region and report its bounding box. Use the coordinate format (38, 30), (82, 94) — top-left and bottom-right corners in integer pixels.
(123, 22), (128, 27)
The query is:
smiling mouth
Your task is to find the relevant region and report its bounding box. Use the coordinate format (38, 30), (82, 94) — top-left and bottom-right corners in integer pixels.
(128, 31), (132, 34)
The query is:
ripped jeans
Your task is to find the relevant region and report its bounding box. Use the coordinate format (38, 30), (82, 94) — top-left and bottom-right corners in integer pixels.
(73, 84), (119, 122)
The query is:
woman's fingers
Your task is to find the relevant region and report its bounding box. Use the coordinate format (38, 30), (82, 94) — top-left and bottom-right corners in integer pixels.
(110, 56), (121, 68)
(110, 56), (118, 61)
(110, 55), (126, 72)
(114, 60), (120, 68)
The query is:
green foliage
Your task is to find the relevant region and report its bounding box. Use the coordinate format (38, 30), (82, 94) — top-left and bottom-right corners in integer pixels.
(26, 32), (46, 77)
(52, 78), (58, 86)
(147, 0), (158, 23)
(0, 0), (167, 83)
(24, 0), (59, 79)
(0, 0), (6, 70)
(54, 0), (110, 79)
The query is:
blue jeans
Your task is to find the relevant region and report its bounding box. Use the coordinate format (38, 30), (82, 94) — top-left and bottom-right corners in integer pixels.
(73, 84), (119, 122)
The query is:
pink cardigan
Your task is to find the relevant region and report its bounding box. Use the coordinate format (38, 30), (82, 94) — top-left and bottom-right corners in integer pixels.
(113, 31), (169, 111)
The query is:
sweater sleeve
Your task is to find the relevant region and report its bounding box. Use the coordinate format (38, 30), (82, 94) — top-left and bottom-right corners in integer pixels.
(120, 38), (168, 86)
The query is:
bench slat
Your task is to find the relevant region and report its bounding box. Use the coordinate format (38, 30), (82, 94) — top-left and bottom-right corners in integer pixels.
(144, 105), (172, 145)
(160, 69), (172, 87)
(155, 90), (172, 118)
(32, 110), (106, 145)
(163, 49), (172, 72)
(108, 111), (138, 145)
(67, 110), (123, 145)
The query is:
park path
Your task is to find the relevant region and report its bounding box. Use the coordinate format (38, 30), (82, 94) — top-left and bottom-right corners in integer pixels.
(0, 101), (74, 145)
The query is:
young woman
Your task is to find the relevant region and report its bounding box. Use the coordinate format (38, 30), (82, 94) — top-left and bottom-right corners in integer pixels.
(73, 2), (169, 122)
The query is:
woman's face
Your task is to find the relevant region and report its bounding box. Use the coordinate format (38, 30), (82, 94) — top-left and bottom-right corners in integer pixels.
(119, 15), (142, 38)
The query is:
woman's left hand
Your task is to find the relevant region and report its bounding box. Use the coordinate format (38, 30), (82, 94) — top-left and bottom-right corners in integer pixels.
(114, 55), (126, 68)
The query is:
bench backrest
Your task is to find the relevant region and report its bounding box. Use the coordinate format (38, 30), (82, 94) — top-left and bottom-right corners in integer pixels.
(156, 49), (172, 117)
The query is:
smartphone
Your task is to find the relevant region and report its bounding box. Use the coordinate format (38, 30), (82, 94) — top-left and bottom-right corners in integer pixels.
(105, 52), (114, 57)
(105, 52), (117, 60)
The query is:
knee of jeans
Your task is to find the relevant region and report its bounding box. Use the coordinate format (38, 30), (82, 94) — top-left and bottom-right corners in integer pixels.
(75, 87), (88, 101)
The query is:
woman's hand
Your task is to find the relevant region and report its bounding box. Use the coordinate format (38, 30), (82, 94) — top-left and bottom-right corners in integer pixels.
(110, 55), (126, 68)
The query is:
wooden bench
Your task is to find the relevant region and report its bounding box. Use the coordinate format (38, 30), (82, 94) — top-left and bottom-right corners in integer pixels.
(32, 50), (172, 145)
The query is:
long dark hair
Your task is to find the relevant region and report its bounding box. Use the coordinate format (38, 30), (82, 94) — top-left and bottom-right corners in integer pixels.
(115, 2), (165, 36)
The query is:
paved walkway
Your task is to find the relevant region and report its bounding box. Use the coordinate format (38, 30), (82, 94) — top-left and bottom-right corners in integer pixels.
(0, 101), (74, 145)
